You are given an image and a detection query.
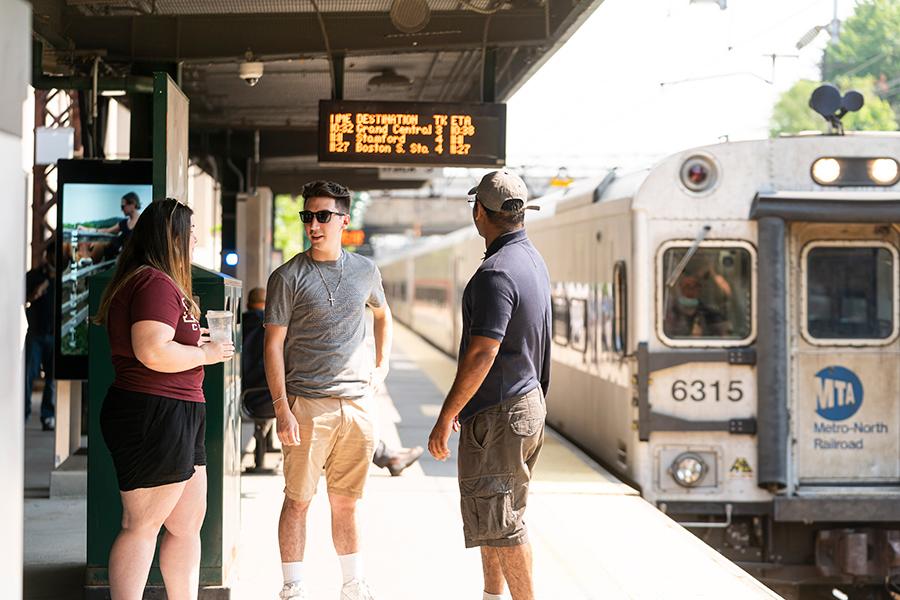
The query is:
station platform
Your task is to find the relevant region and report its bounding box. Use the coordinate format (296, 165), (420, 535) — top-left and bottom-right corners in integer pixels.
(24, 323), (781, 599)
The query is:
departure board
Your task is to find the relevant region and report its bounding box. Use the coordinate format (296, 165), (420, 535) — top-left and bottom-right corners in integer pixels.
(318, 100), (506, 167)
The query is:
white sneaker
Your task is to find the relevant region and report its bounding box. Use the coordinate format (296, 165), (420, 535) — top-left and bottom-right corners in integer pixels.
(340, 578), (376, 600)
(279, 581), (309, 600)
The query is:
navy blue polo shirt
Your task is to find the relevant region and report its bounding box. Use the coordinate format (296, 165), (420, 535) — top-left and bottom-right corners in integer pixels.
(459, 228), (552, 421)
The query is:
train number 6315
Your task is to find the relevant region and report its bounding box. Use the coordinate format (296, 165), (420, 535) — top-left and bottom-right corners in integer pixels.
(671, 380), (744, 402)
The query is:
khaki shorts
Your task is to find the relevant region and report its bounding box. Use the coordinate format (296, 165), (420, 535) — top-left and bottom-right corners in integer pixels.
(282, 395), (375, 502)
(457, 387), (545, 548)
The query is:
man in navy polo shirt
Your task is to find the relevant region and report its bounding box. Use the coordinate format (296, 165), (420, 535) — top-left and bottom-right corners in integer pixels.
(428, 170), (551, 600)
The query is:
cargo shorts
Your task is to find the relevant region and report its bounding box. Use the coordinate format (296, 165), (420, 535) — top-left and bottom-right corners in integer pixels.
(457, 387), (546, 548)
(282, 395), (375, 502)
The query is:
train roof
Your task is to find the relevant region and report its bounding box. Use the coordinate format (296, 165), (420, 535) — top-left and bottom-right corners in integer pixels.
(374, 178), (591, 265)
(631, 133), (900, 220)
(377, 132), (900, 264)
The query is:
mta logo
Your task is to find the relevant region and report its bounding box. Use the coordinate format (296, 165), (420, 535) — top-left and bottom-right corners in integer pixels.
(815, 366), (863, 421)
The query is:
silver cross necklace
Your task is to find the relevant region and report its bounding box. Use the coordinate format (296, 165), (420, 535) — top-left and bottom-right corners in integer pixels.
(310, 251), (344, 307)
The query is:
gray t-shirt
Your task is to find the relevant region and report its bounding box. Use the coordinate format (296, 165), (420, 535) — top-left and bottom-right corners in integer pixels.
(265, 250), (386, 400)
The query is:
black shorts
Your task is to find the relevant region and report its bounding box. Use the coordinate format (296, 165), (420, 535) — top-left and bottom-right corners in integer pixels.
(100, 387), (207, 492)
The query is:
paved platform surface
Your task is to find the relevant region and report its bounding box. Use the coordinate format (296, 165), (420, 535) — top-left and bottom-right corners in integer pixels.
(23, 323), (782, 599)
(230, 324), (781, 600)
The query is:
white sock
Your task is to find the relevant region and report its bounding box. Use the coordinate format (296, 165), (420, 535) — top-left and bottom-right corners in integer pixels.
(338, 552), (364, 584)
(282, 561), (304, 585)
(483, 592), (504, 600)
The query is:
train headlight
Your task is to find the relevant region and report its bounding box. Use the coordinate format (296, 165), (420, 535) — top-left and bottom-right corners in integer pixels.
(680, 155), (718, 193)
(670, 452), (708, 487)
(869, 158), (899, 185)
(811, 158), (841, 185)
(812, 157), (900, 186)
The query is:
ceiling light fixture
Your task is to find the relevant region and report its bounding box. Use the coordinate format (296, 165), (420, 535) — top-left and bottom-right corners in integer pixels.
(390, 0), (431, 33)
(367, 68), (413, 90)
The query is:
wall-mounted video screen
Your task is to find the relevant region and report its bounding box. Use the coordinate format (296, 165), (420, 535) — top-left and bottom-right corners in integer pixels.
(56, 160), (152, 380)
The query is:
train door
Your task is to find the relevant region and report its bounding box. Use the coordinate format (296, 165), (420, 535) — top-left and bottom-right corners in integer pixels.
(790, 224), (900, 486)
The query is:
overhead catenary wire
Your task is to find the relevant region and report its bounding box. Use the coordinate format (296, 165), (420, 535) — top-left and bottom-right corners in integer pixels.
(827, 51), (891, 81)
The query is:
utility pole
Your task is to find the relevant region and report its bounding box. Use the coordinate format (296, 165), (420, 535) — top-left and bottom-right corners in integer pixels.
(830, 0), (840, 42)
(823, 0), (841, 80)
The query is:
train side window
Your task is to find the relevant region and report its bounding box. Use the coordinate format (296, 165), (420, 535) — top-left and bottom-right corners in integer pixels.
(569, 298), (587, 352)
(659, 243), (755, 346)
(613, 261), (627, 354)
(803, 242), (898, 344)
(552, 295), (570, 346)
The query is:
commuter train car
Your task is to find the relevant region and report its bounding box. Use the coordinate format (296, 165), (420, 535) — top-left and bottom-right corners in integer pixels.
(379, 132), (900, 599)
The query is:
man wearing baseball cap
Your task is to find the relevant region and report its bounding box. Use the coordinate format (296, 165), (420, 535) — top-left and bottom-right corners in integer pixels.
(428, 170), (551, 600)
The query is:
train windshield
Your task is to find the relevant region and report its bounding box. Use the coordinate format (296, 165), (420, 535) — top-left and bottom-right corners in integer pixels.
(805, 244), (896, 341)
(662, 246), (753, 342)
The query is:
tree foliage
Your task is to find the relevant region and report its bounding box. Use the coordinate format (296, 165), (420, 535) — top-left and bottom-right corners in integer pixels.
(770, 76), (897, 136)
(770, 0), (900, 136)
(274, 193), (305, 261)
(824, 0), (900, 109)
(770, 80), (825, 136)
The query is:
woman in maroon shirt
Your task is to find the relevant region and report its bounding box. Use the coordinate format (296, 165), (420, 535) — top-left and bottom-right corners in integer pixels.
(93, 199), (234, 600)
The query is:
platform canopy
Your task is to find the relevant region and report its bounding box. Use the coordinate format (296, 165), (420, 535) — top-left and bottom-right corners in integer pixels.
(29, 0), (604, 191)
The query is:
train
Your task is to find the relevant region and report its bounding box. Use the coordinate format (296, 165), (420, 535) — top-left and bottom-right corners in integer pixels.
(377, 131), (900, 599)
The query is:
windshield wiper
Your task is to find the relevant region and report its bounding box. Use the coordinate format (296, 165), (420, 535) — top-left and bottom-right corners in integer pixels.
(665, 225), (712, 288)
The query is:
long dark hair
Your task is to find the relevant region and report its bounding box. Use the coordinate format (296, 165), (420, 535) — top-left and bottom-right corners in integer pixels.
(94, 198), (197, 325)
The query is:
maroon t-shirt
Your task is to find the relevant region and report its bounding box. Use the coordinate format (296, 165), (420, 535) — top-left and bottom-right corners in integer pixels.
(107, 267), (204, 402)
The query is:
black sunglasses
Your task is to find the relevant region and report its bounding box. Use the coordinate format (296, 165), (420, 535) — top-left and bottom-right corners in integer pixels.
(299, 210), (347, 224)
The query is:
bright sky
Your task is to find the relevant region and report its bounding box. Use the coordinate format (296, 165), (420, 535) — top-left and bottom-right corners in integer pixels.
(506, 0), (858, 172)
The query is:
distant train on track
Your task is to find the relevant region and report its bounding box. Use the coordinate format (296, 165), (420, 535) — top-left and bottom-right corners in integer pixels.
(378, 132), (900, 599)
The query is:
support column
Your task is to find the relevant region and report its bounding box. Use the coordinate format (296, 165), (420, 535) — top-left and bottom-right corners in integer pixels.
(1, 2), (30, 597)
(219, 155), (240, 277)
(52, 380), (83, 468)
(129, 61), (177, 162)
(128, 92), (153, 159)
(332, 53), (345, 101)
(757, 216), (789, 490)
(482, 46), (497, 103)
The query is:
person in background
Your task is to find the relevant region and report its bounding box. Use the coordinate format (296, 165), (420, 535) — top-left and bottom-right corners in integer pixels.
(371, 440), (423, 477)
(93, 198), (234, 600)
(99, 191), (143, 259)
(98, 191), (142, 236)
(24, 242), (56, 430)
(241, 287), (274, 421)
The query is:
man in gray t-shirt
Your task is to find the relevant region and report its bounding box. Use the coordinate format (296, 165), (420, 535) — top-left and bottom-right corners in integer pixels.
(266, 250), (386, 399)
(264, 180), (391, 600)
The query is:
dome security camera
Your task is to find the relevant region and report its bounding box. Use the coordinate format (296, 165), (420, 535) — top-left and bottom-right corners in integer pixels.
(239, 61), (264, 87)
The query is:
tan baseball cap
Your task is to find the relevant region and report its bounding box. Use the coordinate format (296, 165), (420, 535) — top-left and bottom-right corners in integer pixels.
(467, 170), (539, 212)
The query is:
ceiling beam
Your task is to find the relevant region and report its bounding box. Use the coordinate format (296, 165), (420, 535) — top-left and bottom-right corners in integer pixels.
(60, 11), (550, 61)
(258, 169), (427, 195)
(190, 128), (318, 160)
(190, 129), (433, 193)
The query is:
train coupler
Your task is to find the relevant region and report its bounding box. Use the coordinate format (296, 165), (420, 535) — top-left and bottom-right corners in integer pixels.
(816, 528), (900, 579)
